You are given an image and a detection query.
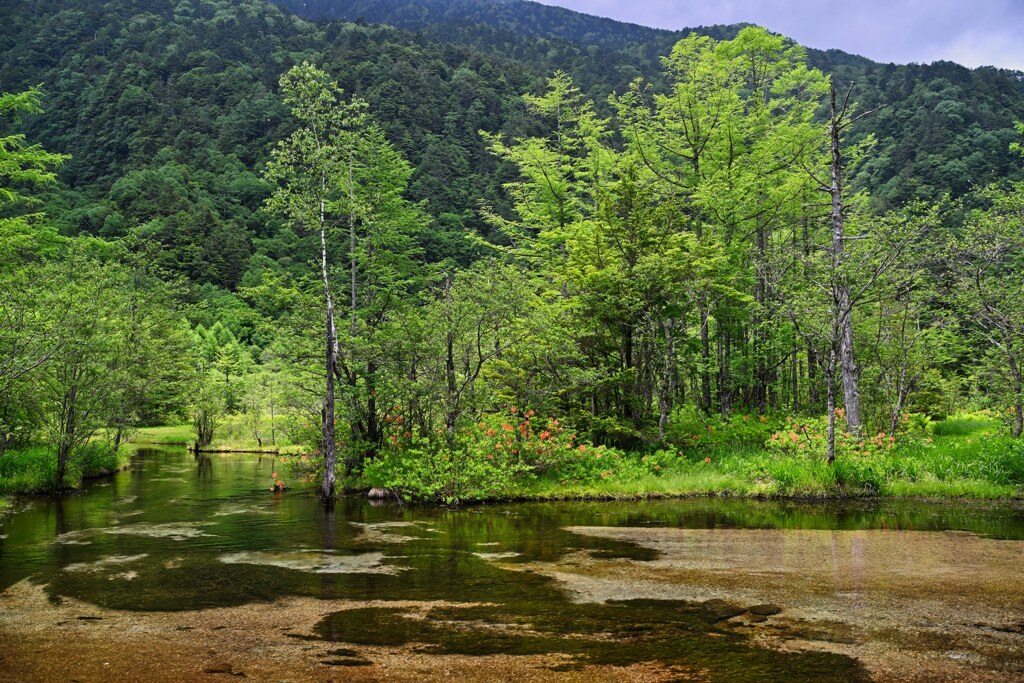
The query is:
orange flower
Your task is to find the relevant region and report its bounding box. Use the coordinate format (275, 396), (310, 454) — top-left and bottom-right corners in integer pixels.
(272, 472), (277, 478)
(705, 457), (711, 463)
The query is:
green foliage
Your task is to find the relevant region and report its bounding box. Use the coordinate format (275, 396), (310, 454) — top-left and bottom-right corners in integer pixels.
(666, 405), (782, 452)
(191, 380), (225, 449)
(364, 430), (531, 504)
(3, 0), (1024, 505)
(0, 442), (128, 494)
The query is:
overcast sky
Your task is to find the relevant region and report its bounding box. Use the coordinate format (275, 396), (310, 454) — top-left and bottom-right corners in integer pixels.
(530, 0), (1024, 70)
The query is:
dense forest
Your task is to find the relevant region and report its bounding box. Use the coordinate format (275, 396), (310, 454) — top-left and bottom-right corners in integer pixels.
(2, 0), (1024, 502)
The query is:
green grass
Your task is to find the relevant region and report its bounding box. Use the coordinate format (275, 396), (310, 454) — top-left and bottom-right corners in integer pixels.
(488, 422), (1024, 502)
(514, 466), (761, 501)
(931, 413), (1000, 437)
(132, 424), (194, 445)
(132, 416), (294, 453)
(0, 442), (131, 495)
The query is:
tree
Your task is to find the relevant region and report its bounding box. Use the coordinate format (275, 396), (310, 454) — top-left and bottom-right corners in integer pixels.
(105, 243), (192, 448)
(945, 183), (1024, 436)
(264, 63), (423, 497)
(486, 72), (700, 444)
(784, 82), (914, 462)
(34, 246), (121, 488)
(0, 87), (70, 442)
(264, 63), (362, 500)
(616, 28), (829, 418)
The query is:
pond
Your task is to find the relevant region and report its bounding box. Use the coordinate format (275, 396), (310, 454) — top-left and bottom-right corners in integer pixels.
(1, 446), (1022, 681)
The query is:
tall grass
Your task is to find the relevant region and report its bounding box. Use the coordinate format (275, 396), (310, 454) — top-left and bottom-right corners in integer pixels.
(0, 442), (129, 494)
(931, 413), (999, 437)
(508, 424), (1023, 502)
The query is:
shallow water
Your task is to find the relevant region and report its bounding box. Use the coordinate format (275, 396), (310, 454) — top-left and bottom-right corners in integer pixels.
(1, 447), (1022, 681)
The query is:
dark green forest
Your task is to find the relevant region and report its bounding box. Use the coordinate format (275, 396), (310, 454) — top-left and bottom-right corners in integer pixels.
(2, 0), (1024, 502)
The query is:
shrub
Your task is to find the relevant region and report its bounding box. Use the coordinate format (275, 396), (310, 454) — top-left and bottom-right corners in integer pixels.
(363, 430), (531, 503)
(666, 405), (782, 453)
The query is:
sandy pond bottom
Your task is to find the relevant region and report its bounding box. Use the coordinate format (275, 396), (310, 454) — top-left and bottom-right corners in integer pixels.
(1, 526), (1022, 682)
(0, 581), (677, 682)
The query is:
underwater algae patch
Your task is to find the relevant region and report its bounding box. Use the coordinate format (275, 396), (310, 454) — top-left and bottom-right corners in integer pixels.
(311, 599), (868, 681)
(491, 526), (1024, 682)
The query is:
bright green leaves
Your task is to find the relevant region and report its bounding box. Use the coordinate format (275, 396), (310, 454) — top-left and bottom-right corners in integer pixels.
(0, 87), (69, 213)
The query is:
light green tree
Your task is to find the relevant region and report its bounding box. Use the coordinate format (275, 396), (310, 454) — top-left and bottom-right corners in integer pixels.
(264, 63), (423, 497)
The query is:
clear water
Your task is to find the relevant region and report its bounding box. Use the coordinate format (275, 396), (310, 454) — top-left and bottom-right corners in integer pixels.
(2, 447), (1022, 681)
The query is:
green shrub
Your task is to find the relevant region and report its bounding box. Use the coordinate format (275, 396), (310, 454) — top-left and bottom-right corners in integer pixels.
(363, 431), (531, 503)
(666, 405), (781, 452)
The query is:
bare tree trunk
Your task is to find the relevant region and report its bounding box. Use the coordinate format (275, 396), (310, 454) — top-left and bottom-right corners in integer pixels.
(719, 326), (732, 417)
(829, 80), (862, 438)
(320, 194), (337, 502)
(270, 397), (276, 447)
(791, 344), (799, 413)
(826, 348), (837, 465)
(443, 275), (458, 435)
(658, 319), (676, 441)
(1009, 354), (1023, 438)
(700, 305), (711, 412)
(349, 157), (357, 339)
(808, 343), (818, 406)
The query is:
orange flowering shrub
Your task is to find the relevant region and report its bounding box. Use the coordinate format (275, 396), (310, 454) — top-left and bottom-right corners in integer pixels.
(765, 414), (899, 461)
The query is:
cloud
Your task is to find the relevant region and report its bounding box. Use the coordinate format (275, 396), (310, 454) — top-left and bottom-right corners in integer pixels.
(531, 0), (1024, 69)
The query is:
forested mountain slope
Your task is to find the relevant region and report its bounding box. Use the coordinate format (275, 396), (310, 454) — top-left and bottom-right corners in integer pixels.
(1, 0), (1022, 294)
(274, 0), (1024, 206)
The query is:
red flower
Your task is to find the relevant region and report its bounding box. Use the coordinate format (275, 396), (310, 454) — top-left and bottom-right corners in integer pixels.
(704, 457), (711, 463)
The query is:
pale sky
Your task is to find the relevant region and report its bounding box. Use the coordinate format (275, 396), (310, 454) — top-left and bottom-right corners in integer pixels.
(530, 0), (1024, 70)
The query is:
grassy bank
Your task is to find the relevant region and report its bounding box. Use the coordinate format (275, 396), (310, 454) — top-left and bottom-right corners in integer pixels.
(513, 440), (1021, 501)
(0, 443), (131, 495)
(131, 416), (298, 454)
(340, 412), (1024, 503)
